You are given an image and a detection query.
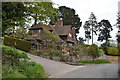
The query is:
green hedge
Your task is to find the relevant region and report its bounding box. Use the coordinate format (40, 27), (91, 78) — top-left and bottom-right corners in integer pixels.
(4, 36), (16, 47)
(15, 39), (31, 52)
(4, 36), (31, 52)
(102, 47), (119, 56)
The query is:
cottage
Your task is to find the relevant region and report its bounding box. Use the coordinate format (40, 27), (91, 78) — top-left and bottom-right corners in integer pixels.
(25, 18), (77, 44)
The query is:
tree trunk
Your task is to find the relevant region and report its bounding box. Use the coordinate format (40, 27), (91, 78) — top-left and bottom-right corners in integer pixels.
(34, 13), (38, 25)
(88, 38), (89, 45)
(106, 38), (108, 46)
(34, 19), (37, 25)
(13, 26), (15, 35)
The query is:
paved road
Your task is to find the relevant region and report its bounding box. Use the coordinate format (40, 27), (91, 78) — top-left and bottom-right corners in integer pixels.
(28, 53), (118, 78)
(56, 63), (118, 78)
(27, 53), (83, 77)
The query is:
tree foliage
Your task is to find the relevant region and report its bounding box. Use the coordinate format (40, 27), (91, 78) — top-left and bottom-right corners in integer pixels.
(83, 21), (91, 44)
(26, 2), (59, 25)
(2, 2), (27, 36)
(98, 19), (113, 46)
(78, 37), (85, 44)
(83, 12), (98, 44)
(116, 12), (120, 51)
(2, 2), (59, 37)
(50, 6), (82, 33)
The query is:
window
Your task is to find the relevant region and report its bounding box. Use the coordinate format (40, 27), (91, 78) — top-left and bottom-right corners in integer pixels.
(38, 30), (41, 33)
(32, 29), (41, 33)
(69, 33), (72, 37)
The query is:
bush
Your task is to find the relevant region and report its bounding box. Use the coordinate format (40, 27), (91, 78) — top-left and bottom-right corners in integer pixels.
(15, 39), (31, 52)
(91, 44), (100, 56)
(3, 72), (27, 78)
(0, 37), (3, 45)
(4, 36), (31, 52)
(4, 36), (16, 47)
(19, 61), (45, 78)
(1, 45), (28, 66)
(87, 44), (100, 60)
(102, 47), (119, 56)
(3, 61), (46, 78)
(2, 45), (46, 78)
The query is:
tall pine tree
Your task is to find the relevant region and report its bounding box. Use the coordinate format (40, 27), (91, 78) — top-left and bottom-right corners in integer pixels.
(97, 19), (113, 46)
(83, 12), (98, 44)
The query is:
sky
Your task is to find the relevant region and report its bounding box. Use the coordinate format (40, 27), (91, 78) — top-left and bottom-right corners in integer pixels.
(52, 0), (119, 45)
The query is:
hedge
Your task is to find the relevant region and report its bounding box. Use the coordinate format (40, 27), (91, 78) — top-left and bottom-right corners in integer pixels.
(15, 39), (31, 52)
(4, 36), (31, 52)
(102, 47), (119, 56)
(4, 36), (16, 47)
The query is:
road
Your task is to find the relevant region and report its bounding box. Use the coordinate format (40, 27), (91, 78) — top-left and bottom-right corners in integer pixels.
(28, 53), (118, 78)
(27, 53), (83, 77)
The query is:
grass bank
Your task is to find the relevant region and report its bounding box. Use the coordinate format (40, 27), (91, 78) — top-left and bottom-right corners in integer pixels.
(79, 59), (110, 64)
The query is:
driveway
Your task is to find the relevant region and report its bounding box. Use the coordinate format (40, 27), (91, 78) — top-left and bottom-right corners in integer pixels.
(27, 53), (118, 78)
(27, 53), (84, 77)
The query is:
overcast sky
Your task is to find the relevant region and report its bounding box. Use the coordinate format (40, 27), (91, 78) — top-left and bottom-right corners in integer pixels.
(52, 0), (119, 44)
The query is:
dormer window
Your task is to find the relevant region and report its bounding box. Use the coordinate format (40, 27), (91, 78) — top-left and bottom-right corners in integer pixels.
(69, 33), (72, 37)
(32, 29), (41, 33)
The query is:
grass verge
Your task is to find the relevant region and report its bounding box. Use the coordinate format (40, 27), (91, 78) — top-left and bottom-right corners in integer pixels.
(79, 59), (110, 64)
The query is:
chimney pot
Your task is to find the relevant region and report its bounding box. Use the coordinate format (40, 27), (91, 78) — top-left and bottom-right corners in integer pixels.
(57, 18), (63, 26)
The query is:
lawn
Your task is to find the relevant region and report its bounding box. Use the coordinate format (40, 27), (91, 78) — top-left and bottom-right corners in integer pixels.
(79, 59), (110, 64)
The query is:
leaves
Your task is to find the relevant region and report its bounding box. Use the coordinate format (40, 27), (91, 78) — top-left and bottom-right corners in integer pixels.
(97, 19), (113, 45)
(26, 2), (59, 25)
(50, 6), (82, 33)
(83, 12), (98, 44)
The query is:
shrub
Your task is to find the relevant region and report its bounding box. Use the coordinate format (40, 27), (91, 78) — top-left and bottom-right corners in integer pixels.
(1, 45), (28, 66)
(0, 37), (3, 45)
(15, 39), (31, 52)
(102, 47), (119, 56)
(4, 36), (31, 52)
(19, 61), (45, 78)
(2, 45), (46, 78)
(3, 71), (27, 78)
(87, 44), (100, 60)
(91, 44), (100, 56)
(4, 36), (16, 47)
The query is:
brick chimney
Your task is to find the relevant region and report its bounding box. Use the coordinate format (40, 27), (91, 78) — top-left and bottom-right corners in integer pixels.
(57, 18), (63, 26)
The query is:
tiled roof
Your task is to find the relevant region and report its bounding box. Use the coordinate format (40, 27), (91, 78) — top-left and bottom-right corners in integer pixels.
(44, 24), (53, 31)
(29, 22), (45, 30)
(53, 25), (71, 35)
(25, 33), (42, 40)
